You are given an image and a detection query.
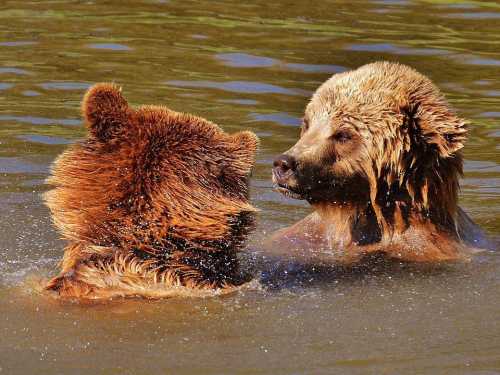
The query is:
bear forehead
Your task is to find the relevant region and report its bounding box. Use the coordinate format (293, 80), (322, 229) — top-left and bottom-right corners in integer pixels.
(308, 62), (428, 112)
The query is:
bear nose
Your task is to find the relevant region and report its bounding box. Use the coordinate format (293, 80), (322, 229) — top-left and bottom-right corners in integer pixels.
(273, 154), (296, 177)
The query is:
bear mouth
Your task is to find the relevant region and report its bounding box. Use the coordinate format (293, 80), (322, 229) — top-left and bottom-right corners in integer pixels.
(273, 183), (305, 200)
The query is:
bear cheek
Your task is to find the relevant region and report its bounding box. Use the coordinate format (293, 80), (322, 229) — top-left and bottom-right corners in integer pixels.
(206, 161), (240, 189)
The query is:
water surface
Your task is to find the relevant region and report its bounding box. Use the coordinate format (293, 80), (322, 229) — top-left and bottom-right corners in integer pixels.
(0, 1), (499, 374)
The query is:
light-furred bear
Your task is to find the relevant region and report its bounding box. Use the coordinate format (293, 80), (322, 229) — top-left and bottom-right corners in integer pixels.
(270, 61), (487, 265)
(44, 83), (258, 299)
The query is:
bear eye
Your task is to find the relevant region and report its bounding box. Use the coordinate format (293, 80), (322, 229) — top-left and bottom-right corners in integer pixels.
(332, 130), (353, 143)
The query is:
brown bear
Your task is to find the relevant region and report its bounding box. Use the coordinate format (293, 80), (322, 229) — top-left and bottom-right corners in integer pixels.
(44, 83), (258, 299)
(270, 61), (486, 265)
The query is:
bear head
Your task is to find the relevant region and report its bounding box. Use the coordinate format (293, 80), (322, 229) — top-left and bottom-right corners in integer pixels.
(273, 61), (467, 230)
(45, 83), (258, 257)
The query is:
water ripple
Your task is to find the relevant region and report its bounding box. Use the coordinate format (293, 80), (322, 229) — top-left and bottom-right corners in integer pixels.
(87, 43), (133, 51)
(166, 80), (307, 96)
(0, 157), (48, 174)
(0, 115), (80, 126)
(463, 56), (500, 66)
(0, 83), (13, 90)
(478, 112), (500, 118)
(0, 67), (32, 75)
(346, 43), (450, 56)
(444, 12), (500, 19)
(217, 53), (276, 68)
(18, 135), (73, 145)
(0, 41), (37, 47)
(250, 113), (301, 127)
(38, 82), (91, 90)
(285, 63), (346, 74)
(21, 90), (41, 97)
(216, 52), (346, 74)
(219, 99), (259, 106)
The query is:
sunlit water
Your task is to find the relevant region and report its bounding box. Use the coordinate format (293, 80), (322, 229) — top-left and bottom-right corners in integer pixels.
(0, 1), (499, 374)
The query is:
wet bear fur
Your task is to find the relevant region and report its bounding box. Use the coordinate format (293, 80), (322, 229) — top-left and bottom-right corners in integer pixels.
(45, 83), (258, 299)
(271, 61), (487, 264)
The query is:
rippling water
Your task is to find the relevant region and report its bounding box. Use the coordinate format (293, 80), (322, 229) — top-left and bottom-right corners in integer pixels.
(0, 1), (499, 374)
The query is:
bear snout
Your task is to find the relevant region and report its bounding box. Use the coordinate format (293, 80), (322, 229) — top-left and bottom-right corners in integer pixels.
(272, 154), (296, 182)
(272, 154), (305, 200)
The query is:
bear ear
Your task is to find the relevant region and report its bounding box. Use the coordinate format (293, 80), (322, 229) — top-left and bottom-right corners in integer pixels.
(403, 92), (468, 158)
(229, 131), (259, 174)
(82, 83), (130, 142)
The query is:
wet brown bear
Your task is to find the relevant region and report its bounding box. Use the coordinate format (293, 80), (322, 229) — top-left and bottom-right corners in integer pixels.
(271, 61), (485, 264)
(44, 83), (258, 299)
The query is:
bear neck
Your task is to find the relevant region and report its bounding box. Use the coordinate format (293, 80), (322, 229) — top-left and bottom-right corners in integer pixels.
(313, 202), (381, 247)
(373, 185), (460, 241)
(312, 196), (460, 250)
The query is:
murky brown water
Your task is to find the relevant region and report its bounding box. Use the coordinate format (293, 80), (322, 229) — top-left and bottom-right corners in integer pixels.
(1, 0), (499, 374)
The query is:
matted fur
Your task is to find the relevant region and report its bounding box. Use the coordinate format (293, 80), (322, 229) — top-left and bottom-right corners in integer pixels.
(271, 61), (484, 263)
(44, 83), (258, 299)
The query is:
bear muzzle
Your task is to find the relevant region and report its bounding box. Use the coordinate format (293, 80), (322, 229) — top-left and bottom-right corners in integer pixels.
(272, 154), (304, 200)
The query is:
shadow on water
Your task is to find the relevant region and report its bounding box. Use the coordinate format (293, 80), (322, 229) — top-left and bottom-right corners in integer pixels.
(253, 251), (485, 291)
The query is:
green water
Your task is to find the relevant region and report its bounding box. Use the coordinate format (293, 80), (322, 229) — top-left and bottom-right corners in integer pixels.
(0, 1), (499, 374)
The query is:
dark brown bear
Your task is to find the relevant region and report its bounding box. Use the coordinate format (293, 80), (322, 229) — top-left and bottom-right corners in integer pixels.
(271, 61), (486, 264)
(44, 83), (258, 299)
